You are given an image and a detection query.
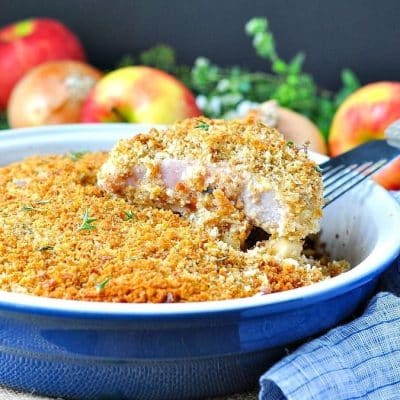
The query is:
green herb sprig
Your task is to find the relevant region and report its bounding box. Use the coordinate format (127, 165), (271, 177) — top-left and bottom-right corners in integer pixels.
(22, 205), (35, 211)
(79, 208), (97, 231)
(195, 121), (210, 131)
(124, 210), (135, 221)
(0, 112), (8, 130)
(96, 277), (110, 292)
(116, 17), (360, 139)
(0, 17), (360, 139)
(69, 151), (89, 161)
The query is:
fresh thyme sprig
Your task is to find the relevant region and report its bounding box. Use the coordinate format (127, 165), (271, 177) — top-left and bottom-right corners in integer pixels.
(21, 205), (35, 211)
(195, 121), (210, 131)
(116, 17), (359, 139)
(78, 208), (97, 231)
(22, 200), (50, 211)
(96, 277), (110, 292)
(36, 200), (50, 205)
(123, 210), (135, 221)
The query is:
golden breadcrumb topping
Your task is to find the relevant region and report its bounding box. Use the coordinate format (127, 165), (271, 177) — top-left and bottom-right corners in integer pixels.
(98, 117), (323, 247)
(0, 153), (347, 303)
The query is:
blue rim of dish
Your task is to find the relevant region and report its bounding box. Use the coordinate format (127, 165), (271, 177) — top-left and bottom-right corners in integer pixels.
(0, 124), (398, 319)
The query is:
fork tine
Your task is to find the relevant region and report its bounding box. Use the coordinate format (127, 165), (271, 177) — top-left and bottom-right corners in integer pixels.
(322, 164), (347, 181)
(323, 159), (388, 207)
(320, 164), (332, 172)
(324, 162), (372, 192)
(323, 163), (361, 187)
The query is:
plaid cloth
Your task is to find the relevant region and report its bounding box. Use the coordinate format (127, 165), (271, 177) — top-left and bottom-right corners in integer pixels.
(260, 192), (400, 400)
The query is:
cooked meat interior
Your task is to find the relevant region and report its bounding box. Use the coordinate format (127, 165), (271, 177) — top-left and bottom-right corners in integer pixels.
(98, 117), (323, 255)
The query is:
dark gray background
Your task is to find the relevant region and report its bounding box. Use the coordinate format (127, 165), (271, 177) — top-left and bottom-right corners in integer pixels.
(1, 0), (399, 90)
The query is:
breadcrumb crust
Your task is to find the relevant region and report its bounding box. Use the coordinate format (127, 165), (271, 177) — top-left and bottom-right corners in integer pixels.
(0, 153), (347, 303)
(98, 117), (323, 248)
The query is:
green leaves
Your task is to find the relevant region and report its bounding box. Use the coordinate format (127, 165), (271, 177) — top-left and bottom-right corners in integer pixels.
(123, 210), (135, 221)
(78, 208), (97, 231)
(195, 121), (210, 131)
(114, 19), (359, 138)
(95, 277), (110, 292)
(21, 200), (50, 212)
(252, 31), (276, 59)
(117, 45), (179, 75)
(245, 18), (268, 35)
(243, 17), (359, 137)
(22, 205), (35, 211)
(334, 69), (360, 107)
(116, 54), (135, 68)
(0, 112), (8, 130)
(69, 151), (88, 161)
(191, 57), (221, 94)
(139, 45), (176, 73)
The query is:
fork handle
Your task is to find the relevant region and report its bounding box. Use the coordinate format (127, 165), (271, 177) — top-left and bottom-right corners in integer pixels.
(385, 120), (400, 149)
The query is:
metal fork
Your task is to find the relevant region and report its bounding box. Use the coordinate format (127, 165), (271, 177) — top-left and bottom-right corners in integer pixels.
(322, 120), (400, 207)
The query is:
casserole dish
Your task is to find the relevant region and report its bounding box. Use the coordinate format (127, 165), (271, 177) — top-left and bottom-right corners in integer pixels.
(0, 124), (399, 399)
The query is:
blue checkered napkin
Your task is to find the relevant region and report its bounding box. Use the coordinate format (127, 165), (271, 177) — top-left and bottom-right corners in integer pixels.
(259, 194), (400, 400)
(260, 290), (400, 400)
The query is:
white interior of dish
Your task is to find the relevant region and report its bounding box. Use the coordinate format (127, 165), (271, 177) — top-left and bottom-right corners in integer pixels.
(0, 123), (398, 314)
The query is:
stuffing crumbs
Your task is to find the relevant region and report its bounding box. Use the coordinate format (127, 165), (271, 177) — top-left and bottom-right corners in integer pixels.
(0, 153), (349, 303)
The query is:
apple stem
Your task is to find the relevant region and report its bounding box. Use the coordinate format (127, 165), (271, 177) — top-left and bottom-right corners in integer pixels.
(111, 107), (128, 122)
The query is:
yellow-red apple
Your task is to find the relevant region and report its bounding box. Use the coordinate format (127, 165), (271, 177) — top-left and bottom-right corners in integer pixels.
(8, 61), (102, 128)
(329, 81), (400, 189)
(277, 107), (327, 154)
(80, 66), (201, 124)
(246, 101), (327, 154)
(0, 18), (85, 109)
(374, 158), (400, 191)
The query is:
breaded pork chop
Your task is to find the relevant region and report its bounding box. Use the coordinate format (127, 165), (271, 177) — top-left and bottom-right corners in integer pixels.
(98, 117), (323, 252)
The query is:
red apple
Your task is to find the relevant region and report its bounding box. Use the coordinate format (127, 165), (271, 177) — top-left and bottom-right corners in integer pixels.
(329, 82), (400, 189)
(0, 18), (85, 109)
(81, 66), (201, 124)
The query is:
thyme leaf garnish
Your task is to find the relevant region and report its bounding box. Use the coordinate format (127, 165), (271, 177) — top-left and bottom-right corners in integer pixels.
(36, 200), (50, 205)
(123, 210), (135, 221)
(78, 208), (97, 231)
(96, 277), (110, 292)
(195, 121), (210, 131)
(22, 200), (50, 211)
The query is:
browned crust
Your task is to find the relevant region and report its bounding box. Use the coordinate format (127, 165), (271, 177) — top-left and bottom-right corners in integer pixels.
(98, 117), (323, 243)
(0, 153), (347, 303)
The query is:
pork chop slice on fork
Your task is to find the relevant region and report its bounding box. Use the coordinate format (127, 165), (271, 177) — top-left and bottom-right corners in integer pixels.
(98, 117), (323, 256)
